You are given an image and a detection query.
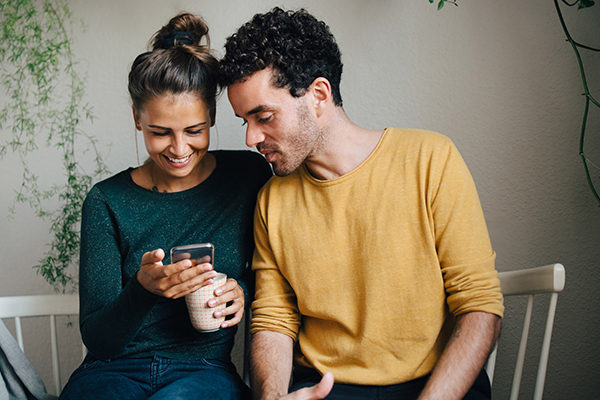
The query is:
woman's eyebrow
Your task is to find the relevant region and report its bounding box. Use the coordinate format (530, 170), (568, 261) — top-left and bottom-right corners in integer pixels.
(147, 122), (207, 130)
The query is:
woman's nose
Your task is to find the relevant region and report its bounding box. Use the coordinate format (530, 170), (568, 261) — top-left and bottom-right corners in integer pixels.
(170, 134), (188, 155)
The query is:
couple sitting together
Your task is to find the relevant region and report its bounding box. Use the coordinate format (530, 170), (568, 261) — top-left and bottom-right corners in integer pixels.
(59, 7), (503, 400)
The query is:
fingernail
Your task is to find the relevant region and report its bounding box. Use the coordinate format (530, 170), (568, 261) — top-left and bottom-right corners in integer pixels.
(215, 288), (222, 295)
(202, 264), (212, 272)
(214, 311), (222, 318)
(208, 299), (216, 307)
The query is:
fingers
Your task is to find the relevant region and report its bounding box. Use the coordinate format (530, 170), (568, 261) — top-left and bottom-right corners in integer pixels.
(166, 268), (218, 299)
(208, 279), (245, 328)
(283, 372), (334, 400)
(314, 372), (334, 398)
(141, 248), (165, 266)
(138, 249), (218, 298)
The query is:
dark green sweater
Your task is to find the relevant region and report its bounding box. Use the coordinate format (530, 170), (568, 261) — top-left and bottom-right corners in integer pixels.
(79, 150), (272, 361)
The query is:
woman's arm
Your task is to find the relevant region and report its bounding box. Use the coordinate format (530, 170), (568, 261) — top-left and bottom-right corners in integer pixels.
(78, 187), (160, 359)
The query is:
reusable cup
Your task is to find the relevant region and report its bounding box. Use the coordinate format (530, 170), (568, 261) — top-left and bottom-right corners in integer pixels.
(185, 273), (227, 332)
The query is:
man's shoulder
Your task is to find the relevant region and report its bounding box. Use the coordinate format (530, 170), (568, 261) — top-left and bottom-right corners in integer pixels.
(381, 127), (458, 161)
(384, 127), (453, 147)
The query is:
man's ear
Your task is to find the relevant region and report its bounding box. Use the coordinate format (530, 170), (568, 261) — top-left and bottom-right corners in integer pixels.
(309, 77), (332, 118)
(132, 106), (142, 131)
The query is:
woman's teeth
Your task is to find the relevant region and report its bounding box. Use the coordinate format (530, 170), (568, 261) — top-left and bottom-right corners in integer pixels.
(166, 154), (191, 163)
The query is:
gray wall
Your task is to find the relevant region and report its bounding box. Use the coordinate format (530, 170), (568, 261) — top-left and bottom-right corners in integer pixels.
(0, 0), (598, 398)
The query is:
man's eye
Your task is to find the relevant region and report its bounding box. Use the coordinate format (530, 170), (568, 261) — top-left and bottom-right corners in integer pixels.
(258, 115), (272, 123)
(151, 131), (169, 137)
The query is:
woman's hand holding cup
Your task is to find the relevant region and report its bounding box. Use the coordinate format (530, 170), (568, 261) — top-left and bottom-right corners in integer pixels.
(208, 278), (245, 328)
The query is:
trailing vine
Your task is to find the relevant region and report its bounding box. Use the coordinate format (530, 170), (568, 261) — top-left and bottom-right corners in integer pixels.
(0, 0), (108, 292)
(554, 0), (600, 206)
(431, 0), (599, 206)
(429, 0), (458, 11)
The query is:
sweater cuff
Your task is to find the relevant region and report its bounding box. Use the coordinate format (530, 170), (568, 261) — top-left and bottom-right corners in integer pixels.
(126, 272), (162, 307)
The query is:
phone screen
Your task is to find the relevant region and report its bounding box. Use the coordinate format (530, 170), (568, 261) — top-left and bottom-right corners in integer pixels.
(170, 243), (214, 266)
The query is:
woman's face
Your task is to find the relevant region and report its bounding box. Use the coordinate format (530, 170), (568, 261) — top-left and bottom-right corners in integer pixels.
(134, 93), (213, 185)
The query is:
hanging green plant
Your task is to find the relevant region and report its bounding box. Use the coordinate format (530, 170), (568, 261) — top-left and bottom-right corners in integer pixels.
(429, 0), (457, 11)
(430, 0), (599, 206)
(0, 0), (108, 292)
(554, 0), (600, 206)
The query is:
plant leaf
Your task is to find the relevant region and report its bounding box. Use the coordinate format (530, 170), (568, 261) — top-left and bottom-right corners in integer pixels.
(578, 0), (595, 9)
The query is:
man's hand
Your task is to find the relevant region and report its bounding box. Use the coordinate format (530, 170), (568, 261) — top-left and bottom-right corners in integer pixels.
(250, 331), (334, 400)
(280, 372), (334, 400)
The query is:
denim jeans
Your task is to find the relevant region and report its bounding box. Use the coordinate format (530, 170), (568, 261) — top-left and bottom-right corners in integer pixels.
(289, 366), (491, 400)
(59, 354), (250, 400)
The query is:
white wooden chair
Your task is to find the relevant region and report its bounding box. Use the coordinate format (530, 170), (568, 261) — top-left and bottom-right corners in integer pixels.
(0, 294), (83, 396)
(0, 293), (251, 395)
(486, 263), (566, 400)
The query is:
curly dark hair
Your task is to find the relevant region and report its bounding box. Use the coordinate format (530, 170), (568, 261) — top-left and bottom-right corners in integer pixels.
(219, 7), (343, 106)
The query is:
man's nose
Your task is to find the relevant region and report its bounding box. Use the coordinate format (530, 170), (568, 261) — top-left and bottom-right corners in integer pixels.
(246, 123), (265, 148)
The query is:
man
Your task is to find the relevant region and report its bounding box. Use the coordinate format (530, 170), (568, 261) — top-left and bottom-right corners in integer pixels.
(220, 7), (504, 400)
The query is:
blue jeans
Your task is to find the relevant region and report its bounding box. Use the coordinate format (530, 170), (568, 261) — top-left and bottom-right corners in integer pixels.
(289, 367), (491, 400)
(59, 354), (250, 400)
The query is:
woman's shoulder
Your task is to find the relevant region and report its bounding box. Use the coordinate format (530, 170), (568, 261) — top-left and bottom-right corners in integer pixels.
(86, 168), (137, 200)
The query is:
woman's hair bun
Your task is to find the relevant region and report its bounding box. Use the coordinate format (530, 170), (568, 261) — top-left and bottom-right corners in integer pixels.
(150, 13), (210, 51)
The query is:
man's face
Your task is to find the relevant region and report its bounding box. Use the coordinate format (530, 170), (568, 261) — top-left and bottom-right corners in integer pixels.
(227, 68), (324, 177)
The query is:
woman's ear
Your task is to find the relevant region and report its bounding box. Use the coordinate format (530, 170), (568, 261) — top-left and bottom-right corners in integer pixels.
(309, 77), (332, 118)
(132, 106), (142, 131)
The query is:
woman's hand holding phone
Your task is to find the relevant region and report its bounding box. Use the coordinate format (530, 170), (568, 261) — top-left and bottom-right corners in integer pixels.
(137, 248), (217, 299)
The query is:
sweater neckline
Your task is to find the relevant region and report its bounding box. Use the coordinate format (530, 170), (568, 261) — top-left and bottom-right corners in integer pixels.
(300, 127), (391, 186)
(125, 151), (221, 197)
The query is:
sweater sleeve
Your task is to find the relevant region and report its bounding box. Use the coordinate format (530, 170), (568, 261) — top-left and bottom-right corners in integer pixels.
(249, 186), (301, 340)
(78, 186), (160, 360)
(430, 140), (504, 318)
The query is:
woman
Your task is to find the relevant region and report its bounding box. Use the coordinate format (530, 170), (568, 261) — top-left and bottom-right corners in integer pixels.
(59, 13), (272, 400)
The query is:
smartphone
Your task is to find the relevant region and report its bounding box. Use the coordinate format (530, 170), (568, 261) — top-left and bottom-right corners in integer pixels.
(170, 243), (214, 266)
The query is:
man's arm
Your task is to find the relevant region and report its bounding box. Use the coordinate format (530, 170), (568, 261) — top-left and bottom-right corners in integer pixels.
(418, 311), (501, 400)
(250, 330), (294, 400)
(250, 330), (334, 400)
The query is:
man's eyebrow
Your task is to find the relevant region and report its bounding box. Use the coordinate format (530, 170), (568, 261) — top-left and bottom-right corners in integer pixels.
(235, 105), (266, 118)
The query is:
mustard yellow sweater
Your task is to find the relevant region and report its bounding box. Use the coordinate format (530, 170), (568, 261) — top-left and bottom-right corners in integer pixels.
(250, 128), (504, 385)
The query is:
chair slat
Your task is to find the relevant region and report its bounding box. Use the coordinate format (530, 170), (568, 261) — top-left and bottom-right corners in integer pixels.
(14, 316), (24, 352)
(50, 314), (61, 396)
(509, 294), (534, 400)
(533, 292), (559, 400)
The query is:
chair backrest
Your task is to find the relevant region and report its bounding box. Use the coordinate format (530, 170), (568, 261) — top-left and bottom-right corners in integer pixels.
(0, 294), (83, 396)
(486, 263), (566, 400)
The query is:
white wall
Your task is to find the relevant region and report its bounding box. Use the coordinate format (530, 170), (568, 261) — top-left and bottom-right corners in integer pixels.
(1, 0), (598, 398)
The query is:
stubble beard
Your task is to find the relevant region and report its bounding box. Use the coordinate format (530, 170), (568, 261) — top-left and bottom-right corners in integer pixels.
(270, 102), (325, 177)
